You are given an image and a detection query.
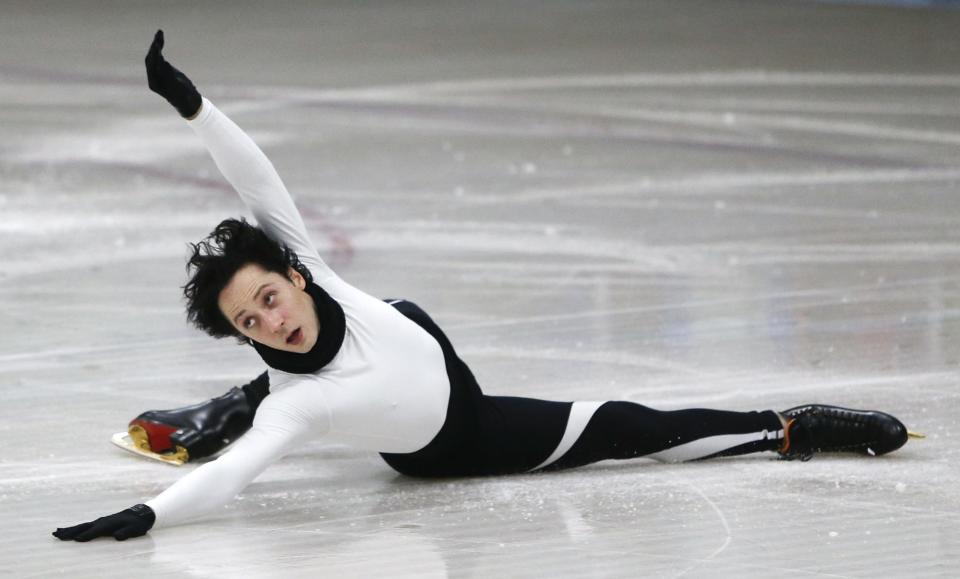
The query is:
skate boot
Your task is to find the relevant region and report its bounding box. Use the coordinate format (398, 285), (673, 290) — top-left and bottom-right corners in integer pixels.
(778, 404), (910, 461)
(111, 373), (269, 465)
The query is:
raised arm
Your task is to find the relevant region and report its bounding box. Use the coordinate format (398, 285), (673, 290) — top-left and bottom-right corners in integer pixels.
(144, 30), (336, 283)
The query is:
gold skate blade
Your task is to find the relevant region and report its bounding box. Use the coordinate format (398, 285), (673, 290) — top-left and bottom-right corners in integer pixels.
(907, 430), (926, 439)
(111, 431), (188, 466)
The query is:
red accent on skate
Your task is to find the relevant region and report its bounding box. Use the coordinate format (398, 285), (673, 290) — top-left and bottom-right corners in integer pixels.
(129, 419), (179, 453)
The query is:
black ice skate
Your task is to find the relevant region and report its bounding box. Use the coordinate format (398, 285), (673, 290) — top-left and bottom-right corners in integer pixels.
(777, 404), (915, 461)
(111, 387), (257, 466)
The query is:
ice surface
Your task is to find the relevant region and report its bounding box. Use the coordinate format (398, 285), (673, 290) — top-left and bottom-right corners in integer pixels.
(2, 1), (960, 577)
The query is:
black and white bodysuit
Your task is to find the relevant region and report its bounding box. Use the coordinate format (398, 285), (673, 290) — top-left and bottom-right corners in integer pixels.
(146, 99), (785, 529)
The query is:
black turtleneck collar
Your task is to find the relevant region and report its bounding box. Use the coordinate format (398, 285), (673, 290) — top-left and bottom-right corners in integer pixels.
(252, 281), (345, 374)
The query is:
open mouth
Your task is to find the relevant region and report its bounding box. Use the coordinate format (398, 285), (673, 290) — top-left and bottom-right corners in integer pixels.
(286, 328), (303, 346)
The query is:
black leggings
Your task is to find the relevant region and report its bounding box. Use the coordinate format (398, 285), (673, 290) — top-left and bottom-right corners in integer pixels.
(378, 300), (784, 478)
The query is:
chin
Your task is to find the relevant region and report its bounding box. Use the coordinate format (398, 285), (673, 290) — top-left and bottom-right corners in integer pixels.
(301, 334), (318, 352)
(289, 340), (310, 354)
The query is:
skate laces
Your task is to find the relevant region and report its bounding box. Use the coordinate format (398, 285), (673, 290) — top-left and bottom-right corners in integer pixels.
(778, 404), (912, 460)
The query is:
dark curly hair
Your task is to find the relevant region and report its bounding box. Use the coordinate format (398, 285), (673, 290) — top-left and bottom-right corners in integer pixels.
(183, 218), (313, 341)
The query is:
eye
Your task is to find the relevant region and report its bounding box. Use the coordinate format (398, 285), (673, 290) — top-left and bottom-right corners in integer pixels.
(265, 292), (276, 307)
(243, 317), (256, 330)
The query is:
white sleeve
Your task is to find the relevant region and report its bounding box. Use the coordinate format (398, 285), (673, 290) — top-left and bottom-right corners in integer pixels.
(186, 97), (338, 284)
(145, 380), (331, 528)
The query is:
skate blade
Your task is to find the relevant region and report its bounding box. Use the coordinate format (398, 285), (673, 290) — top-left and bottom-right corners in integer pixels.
(907, 430), (926, 439)
(111, 431), (188, 466)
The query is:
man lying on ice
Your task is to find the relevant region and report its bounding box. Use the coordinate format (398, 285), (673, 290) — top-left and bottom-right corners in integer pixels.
(54, 31), (912, 543)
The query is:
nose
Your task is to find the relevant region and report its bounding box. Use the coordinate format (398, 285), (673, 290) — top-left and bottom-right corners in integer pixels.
(264, 309), (285, 334)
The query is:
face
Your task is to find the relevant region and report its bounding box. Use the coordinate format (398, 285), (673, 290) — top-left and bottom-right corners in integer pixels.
(218, 263), (319, 353)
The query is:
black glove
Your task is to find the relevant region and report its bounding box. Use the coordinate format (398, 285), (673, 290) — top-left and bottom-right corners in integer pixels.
(145, 29), (202, 118)
(53, 504), (156, 542)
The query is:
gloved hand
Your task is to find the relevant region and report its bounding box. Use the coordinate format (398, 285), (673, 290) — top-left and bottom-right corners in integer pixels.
(145, 29), (202, 118)
(53, 504), (156, 542)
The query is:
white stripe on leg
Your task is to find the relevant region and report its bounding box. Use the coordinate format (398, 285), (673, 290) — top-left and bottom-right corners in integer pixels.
(646, 429), (783, 462)
(528, 401), (605, 472)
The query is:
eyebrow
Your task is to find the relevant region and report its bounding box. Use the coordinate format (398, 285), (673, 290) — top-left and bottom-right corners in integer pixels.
(232, 283), (271, 326)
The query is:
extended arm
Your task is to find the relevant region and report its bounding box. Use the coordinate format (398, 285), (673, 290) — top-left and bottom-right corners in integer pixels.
(185, 99), (336, 282)
(54, 380), (330, 540)
(145, 383), (330, 528)
(145, 29), (337, 283)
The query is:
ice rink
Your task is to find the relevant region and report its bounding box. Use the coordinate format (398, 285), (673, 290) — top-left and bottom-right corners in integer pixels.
(3, 0), (960, 576)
